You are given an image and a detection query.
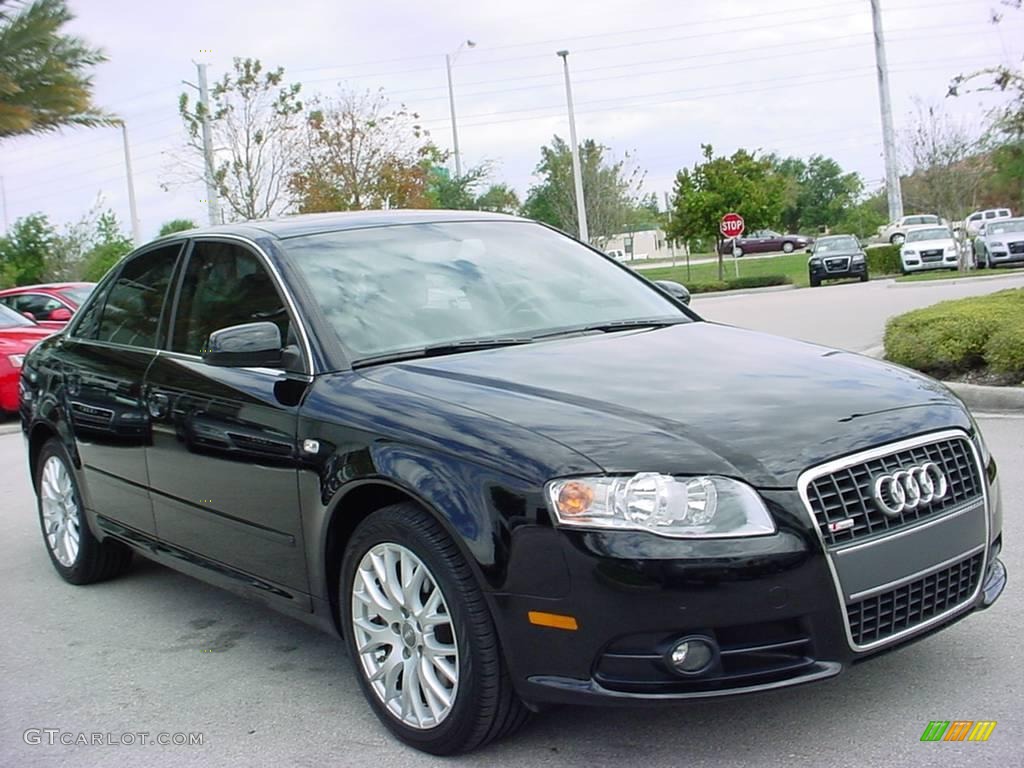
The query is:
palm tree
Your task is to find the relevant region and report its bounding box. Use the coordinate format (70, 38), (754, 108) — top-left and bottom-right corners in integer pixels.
(0, 0), (116, 139)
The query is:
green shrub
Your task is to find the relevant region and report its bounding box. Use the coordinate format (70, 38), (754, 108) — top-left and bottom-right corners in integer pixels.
(687, 274), (792, 294)
(884, 288), (1024, 377)
(866, 244), (901, 275)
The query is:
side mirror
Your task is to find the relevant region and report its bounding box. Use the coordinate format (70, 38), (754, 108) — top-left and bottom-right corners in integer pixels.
(654, 280), (691, 305)
(50, 307), (72, 322)
(202, 321), (282, 367)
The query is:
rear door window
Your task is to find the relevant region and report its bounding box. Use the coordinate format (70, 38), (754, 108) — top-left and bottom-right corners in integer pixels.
(90, 245), (181, 347)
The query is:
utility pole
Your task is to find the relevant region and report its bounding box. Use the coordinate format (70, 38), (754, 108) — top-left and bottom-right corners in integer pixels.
(119, 122), (141, 244)
(446, 40), (476, 180)
(557, 50), (589, 243)
(196, 62), (219, 225)
(870, 0), (903, 222)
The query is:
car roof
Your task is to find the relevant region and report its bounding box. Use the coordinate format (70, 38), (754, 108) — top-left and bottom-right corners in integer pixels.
(148, 209), (522, 244)
(0, 281), (95, 296)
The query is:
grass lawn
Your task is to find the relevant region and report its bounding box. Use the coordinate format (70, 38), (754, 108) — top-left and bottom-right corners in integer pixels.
(638, 252), (813, 287)
(895, 267), (1024, 283)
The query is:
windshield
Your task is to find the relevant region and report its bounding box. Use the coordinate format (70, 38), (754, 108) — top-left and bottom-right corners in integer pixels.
(815, 236), (858, 253)
(904, 215), (939, 226)
(285, 221), (689, 361)
(0, 302), (37, 328)
(57, 285), (95, 305)
(986, 219), (1024, 235)
(906, 227), (951, 243)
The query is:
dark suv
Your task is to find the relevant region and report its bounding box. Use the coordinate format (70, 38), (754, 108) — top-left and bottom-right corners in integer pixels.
(20, 211), (1006, 755)
(808, 235), (869, 286)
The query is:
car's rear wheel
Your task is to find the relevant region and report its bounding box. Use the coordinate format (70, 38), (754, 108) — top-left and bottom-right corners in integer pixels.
(341, 503), (529, 755)
(36, 438), (132, 584)
(890, 233), (905, 245)
(782, 242), (794, 253)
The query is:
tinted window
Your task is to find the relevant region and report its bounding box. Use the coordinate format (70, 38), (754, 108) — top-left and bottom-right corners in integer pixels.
(94, 245), (180, 347)
(171, 240), (291, 356)
(285, 221), (685, 361)
(984, 211), (996, 219)
(9, 293), (66, 320)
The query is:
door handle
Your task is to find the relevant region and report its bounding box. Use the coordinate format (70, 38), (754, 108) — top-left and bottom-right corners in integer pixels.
(147, 392), (170, 419)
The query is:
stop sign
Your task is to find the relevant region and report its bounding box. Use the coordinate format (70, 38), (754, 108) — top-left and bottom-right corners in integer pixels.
(720, 212), (745, 238)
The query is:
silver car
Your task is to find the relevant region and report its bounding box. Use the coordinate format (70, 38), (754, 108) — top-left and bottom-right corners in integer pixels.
(974, 217), (1024, 269)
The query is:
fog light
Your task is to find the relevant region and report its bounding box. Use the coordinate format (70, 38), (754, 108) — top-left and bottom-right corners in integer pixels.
(667, 636), (716, 675)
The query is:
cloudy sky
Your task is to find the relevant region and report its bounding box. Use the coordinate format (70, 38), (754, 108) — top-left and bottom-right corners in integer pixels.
(1, 0), (1020, 240)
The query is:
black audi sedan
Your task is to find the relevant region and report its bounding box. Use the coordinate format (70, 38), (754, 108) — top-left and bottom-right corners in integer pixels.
(808, 234), (869, 286)
(19, 211), (1005, 754)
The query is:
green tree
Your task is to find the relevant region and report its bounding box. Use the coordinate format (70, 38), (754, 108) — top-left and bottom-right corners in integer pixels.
(0, 212), (56, 286)
(668, 145), (786, 278)
(176, 58), (302, 221)
(158, 218), (198, 236)
(475, 183), (520, 214)
(81, 211), (132, 281)
(422, 152), (491, 210)
(0, 0), (115, 138)
(771, 154), (862, 233)
(522, 136), (644, 243)
(836, 189), (888, 239)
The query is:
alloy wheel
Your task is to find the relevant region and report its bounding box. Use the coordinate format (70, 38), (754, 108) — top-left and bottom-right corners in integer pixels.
(40, 456), (80, 567)
(351, 542), (459, 730)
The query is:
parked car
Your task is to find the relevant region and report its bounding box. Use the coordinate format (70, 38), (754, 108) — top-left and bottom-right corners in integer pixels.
(718, 229), (812, 256)
(0, 282), (96, 329)
(899, 225), (961, 273)
(879, 214), (944, 245)
(974, 217), (1024, 269)
(0, 304), (53, 414)
(807, 235), (868, 286)
(965, 208), (1013, 237)
(20, 211), (1005, 755)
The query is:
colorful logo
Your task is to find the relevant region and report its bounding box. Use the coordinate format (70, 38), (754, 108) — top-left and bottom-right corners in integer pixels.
(921, 721), (997, 742)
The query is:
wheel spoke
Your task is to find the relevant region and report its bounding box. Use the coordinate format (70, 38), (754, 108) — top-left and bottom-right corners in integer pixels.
(419, 654), (453, 710)
(357, 566), (397, 619)
(429, 654), (458, 685)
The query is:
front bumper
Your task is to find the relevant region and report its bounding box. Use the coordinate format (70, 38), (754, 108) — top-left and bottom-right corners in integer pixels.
(902, 255), (959, 271)
(494, 482), (1005, 707)
(809, 260), (867, 281)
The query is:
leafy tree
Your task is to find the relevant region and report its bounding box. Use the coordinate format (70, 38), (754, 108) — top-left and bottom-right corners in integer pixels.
(423, 154), (491, 210)
(175, 58), (302, 221)
(667, 145), (786, 278)
(475, 183), (521, 214)
(158, 218), (198, 236)
(0, 0), (115, 138)
(290, 88), (435, 212)
(0, 212), (56, 286)
(836, 189), (888, 239)
(81, 211), (132, 281)
(522, 135), (644, 243)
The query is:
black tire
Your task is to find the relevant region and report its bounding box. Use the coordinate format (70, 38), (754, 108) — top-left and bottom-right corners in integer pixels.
(809, 275), (820, 287)
(35, 438), (132, 585)
(890, 233), (905, 245)
(782, 242), (794, 253)
(340, 503), (529, 755)
(860, 271), (869, 282)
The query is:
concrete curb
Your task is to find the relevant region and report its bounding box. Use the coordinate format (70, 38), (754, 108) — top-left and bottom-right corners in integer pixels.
(691, 284), (798, 300)
(887, 271), (1024, 288)
(859, 345), (1023, 413)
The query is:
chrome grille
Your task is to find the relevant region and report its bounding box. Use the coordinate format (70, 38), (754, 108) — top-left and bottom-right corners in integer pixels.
(847, 552), (983, 645)
(807, 437), (981, 546)
(1009, 241), (1024, 255)
(824, 257), (850, 272)
(921, 249), (943, 263)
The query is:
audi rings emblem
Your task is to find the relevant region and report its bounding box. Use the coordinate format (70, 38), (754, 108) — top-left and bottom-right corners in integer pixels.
(871, 462), (949, 517)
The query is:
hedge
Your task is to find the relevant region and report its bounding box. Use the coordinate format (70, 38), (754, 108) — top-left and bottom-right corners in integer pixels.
(688, 274), (792, 294)
(884, 288), (1024, 378)
(866, 244), (901, 276)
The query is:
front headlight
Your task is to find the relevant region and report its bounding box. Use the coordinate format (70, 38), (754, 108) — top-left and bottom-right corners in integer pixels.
(810, 257), (822, 265)
(903, 249), (917, 256)
(546, 473), (776, 538)
(7, 354), (24, 369)
(852, 253), (865, 263)
(967, 413), (991, 469)
(989, 241), (1004, 248)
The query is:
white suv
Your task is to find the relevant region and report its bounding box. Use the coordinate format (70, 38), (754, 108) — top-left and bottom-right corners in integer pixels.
(900, 225), (961, 273)
(965, 208), (1012, 237)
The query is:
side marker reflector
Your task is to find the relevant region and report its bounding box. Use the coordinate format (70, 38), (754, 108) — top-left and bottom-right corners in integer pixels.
(528, 611), (578, 630)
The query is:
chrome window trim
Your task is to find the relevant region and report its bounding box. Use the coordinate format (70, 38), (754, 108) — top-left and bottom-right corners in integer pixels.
(171, 233), (315, 376)
(796, 427), (989, 653)
(155, 348), (313, 383)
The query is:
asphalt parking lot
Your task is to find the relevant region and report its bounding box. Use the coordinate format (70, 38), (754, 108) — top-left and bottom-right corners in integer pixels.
(1, 276), (1021, 767)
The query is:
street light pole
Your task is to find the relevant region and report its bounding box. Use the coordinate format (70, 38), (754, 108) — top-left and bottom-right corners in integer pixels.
(869, 0), (903, 222)
(446, 40), (476, 179)
(119, 121), (142, 244)
(557, 50), (589, 243)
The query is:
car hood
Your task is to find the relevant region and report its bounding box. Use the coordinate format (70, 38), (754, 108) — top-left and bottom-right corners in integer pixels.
(983, 228), (1024, 240)
(0, 326), (54, 352)
(811, 248), (861, 258)
(904, 238), (956, 250)
(361, 323), (970, 488)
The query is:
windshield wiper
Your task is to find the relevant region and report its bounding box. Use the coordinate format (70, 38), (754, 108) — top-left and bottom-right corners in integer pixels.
(352, 337), (534, 367)
(532, 318), (687, 340)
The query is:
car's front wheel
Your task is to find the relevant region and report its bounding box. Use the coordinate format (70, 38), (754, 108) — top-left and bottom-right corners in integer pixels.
(341, 503), (529, 755)
(890, 233), (905, 245)
(36, 438), (132, 584)
(782, 242), (794, 253)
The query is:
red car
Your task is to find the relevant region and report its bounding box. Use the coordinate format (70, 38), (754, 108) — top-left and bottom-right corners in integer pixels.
(0, 282), (95, 329)
(0, 304), (54, 414)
